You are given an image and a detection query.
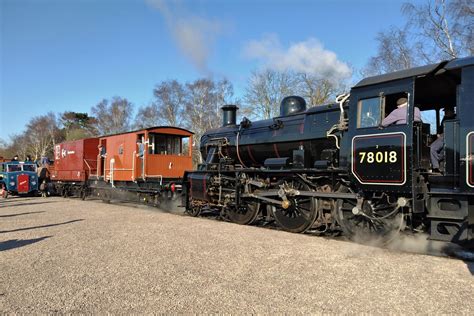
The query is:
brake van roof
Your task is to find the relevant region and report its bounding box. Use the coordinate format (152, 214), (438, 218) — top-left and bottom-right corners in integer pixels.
(99, 126), (194, 138)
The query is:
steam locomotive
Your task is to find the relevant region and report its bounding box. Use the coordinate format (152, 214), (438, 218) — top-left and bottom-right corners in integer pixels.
(184, 57), (474, 246)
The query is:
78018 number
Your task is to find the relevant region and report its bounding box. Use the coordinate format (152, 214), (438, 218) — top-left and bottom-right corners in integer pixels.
(359, 151), (397, 163)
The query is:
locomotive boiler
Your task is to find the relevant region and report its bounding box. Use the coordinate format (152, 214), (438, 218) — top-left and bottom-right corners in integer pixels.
(184, 56), (474, 247)
(200, 96), (341, 169)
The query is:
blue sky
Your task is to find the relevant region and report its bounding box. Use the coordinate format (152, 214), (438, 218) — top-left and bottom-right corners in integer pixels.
(1, 0), (419, 139)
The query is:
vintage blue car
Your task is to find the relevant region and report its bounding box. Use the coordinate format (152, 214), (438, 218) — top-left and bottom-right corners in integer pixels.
(0, 161), (39, 198)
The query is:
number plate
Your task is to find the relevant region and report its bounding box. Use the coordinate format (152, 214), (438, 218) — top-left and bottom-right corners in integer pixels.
(467, 132), (474, 188)
(352, 132), (406, 185)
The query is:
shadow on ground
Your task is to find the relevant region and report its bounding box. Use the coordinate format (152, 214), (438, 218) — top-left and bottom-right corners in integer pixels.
(0, 200), (60, 208)
(0, 219), (84, 234)
(0, 198), (38, 205)
(0, 211), (45, 218)
(466, 261), (474, 276)
(0, 236), (52, 251)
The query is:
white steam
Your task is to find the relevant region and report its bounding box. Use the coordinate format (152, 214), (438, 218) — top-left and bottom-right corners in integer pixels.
(147, 0), (223, 73)
(243, 34), (352, 82)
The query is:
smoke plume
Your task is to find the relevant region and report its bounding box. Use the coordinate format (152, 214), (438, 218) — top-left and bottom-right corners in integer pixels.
(243, 34), (352, 82)
(147, 0), (223, 74)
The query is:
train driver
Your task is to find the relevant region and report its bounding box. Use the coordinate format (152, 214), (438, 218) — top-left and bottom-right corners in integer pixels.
(381, 97), (422, 127)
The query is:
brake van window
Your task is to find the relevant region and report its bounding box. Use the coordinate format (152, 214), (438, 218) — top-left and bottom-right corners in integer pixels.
(149, 133), (189, 155)
(357, 97), (381, 128)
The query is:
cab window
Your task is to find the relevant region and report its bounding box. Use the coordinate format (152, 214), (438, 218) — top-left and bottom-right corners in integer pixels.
(381, 92), (410, 126)
(7, 164), (21, 172)
(357, 97), (381, 128)
(22, 164), (37, 172)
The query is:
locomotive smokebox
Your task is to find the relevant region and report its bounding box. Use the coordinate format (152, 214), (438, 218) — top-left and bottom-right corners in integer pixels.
(280, 96), (306, 116)
(222, 104), (238, 127)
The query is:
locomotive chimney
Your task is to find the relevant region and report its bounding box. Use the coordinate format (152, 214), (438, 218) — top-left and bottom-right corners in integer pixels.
(280, 96), (306, 117)
(221, 105), (238, 127)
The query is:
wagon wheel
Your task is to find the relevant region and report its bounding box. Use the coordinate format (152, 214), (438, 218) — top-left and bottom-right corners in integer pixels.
(0, 183), (8, 199)
(167, 190), (175, 200)
(80, 187), (87, 200)
(336, 189), (405, 244)
(101, 190), (111, 203)
(227, 200), (260, 225)
(271, 178), (318, 233)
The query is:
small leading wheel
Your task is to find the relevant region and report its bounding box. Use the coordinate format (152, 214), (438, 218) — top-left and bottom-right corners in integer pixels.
(187, 200), (203, 217)
(336, 194), (405, 244)
(227, 201), (260, 225)
(187, 205), (202, 217)
(272, 179), (318, 233)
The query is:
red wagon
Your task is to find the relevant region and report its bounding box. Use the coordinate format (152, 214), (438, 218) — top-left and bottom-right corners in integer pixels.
(51, 126), (194, 204)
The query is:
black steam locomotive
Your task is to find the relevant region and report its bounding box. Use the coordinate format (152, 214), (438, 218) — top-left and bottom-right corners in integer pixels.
(184, 57), (474, 246)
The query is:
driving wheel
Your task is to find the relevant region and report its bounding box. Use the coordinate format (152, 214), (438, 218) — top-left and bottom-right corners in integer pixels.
(272, 178), (318, 233)
(227, 200), (260, 225)
(336, 192), (405, 244)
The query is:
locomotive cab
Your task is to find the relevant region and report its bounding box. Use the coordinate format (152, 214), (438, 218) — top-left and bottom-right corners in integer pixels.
(345, 57), (474, 244)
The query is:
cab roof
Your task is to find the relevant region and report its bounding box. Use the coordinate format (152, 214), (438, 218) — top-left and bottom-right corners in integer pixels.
(354, 56), (474, 88)
(1, 161), (36, 165)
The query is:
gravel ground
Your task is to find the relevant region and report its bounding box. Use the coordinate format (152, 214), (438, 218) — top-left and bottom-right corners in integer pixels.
(1, 196), (473, 313)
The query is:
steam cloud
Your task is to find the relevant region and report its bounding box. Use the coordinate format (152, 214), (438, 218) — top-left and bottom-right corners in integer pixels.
(243, 34), (352, 82)
(147, 0), (223, 74)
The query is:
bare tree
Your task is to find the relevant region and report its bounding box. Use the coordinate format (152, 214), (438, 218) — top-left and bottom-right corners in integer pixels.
(91, 97), (134, 135)
(297, 73), (340, 106)
(214, 78), (235, 118)
(0, 135), (29, 160)
(244, 69), (298, 119)
(449, 0), (474, 56)
(364, 0), (472, 76)
(134, 103), (161, 130)
(154, 80), (186, 127)
(135, 80), (187, 129)
(0, 138), (7, 157)
(25, 112), (60, 160)
(183, 78), (235, 165)
(403, 0), (473, 62)
(363, 26), (417, 76)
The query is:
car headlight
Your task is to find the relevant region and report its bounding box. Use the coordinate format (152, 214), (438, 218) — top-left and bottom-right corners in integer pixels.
(31, 181), (36, 185)
(10, 182), (15, 186)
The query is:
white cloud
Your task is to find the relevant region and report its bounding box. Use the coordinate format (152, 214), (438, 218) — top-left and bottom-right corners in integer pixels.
(147, 0), (223, 74)
(243, 34), (352, 82)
